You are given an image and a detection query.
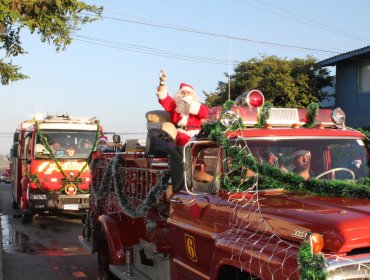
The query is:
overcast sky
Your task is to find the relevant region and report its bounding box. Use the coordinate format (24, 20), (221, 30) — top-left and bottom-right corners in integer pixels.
(1, 0), (369, 154)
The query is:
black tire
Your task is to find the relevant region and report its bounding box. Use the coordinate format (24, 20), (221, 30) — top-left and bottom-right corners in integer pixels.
(98, 232), (116, 280)
(22, 211), (34, 224)
(218, 266), (259, 280)
(82, 213), (92, 242)
(12, 200), (19, 209)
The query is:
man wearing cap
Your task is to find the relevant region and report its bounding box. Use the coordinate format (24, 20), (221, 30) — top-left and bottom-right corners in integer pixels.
(97, 134), (108, 152)
(156, 70), (209, 146)
(291, 149), (313, 180)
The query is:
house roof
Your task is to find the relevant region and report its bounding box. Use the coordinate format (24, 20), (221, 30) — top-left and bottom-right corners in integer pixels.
(319, 45), (370, 67)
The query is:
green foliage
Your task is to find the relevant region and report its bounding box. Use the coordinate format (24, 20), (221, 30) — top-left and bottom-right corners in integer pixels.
(0, 60), (29, 85)
(297, 242), (327, 280)
(303, 102), (320, 128)
(205, 55), (333, 108)
(255, 101), (273, 128)
(0, 0), (102, 85)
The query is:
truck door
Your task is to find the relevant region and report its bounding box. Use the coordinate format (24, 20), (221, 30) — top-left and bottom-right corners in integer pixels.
(168, 144), (221, 280)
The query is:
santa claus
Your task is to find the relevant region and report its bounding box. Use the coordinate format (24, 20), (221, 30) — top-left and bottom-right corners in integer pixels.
(156, 70), (209, 146)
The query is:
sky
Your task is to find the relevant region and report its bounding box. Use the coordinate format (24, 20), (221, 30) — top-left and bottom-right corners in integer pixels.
(1, 0), (370, 154)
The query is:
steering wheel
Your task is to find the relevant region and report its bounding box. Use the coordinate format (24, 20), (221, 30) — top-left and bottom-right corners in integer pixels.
(315, 168), (355, 179)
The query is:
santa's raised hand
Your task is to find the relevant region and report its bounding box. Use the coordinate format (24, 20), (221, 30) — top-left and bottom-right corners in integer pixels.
(159, 69), (167, 86)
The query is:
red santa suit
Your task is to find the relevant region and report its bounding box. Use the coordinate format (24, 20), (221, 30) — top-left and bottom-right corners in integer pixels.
(156, 83), (209, 146)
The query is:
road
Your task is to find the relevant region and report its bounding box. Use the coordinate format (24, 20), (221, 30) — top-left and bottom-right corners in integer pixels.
(0, 182), (99, 280)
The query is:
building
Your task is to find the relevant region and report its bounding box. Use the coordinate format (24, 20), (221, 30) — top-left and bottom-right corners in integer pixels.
(319, 46), (370, 128)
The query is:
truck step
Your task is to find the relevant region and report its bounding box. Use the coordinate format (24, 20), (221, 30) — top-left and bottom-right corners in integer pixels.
(110, 264), (151, 280)
(77, 235), (93, 254)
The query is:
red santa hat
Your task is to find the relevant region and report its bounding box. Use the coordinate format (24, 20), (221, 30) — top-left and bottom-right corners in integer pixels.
(179, 83), (194, 93)
(98, 134), (108, 144)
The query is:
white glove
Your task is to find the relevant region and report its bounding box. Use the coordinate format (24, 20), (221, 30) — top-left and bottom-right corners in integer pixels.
(159, 70), (167, 85)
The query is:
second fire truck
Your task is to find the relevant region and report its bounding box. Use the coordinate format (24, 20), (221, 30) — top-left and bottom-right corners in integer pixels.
(11, 114), (100, 224)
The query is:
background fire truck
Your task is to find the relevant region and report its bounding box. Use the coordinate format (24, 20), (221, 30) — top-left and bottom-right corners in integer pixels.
(11, 115), (100, 224)
(80, 91), (370, 280)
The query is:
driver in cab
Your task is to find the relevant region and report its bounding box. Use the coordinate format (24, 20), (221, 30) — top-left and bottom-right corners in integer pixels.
(291, 150), (313, 180)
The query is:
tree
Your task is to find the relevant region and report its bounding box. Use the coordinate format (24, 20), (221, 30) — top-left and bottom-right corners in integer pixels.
(205, 55), (334, 108)
(0, 0), (102, 85)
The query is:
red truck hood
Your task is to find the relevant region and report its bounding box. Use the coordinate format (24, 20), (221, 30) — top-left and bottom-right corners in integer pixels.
(256, 191), (370, 253)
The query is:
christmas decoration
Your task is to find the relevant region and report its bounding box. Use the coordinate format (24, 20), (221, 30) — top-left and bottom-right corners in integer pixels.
(303, 102), (319, 128)
(297, 242), (327, 280)
(29, 120), (99, 194)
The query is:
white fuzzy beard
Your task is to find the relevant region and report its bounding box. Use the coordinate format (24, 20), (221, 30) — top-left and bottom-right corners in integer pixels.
(174, 94), (190, 115)
(174, 92), (200, 126)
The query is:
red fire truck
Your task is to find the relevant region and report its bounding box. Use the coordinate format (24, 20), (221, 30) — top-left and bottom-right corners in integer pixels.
(80, 90), (370, 280)
(11, 114), (100, 224)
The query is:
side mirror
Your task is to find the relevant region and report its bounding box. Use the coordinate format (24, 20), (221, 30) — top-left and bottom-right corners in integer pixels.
(113, 134), (121, 144)
(12, 144), (18, 158)
(13, 131), (19, 143)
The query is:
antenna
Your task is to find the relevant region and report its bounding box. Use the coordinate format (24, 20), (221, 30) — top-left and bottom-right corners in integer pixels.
(228, 35), (231, 100)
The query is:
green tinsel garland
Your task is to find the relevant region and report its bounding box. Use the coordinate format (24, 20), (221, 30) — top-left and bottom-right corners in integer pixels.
(222, 100), (235, 111)
(303, 103), (319, 128)
(202, 106), (370, 199)
(297, 242), (327, 280)
(255, 101), (273, 128)
(31, 121), (99, 194)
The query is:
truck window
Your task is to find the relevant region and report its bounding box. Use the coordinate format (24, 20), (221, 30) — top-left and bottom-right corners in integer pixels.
(23, 134), (31, 159)
(241, 138), (369, 181)
(192, 147), (218, 193)
(34, 130), (96, 159)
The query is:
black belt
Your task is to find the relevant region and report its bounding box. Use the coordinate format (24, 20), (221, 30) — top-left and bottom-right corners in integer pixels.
(178, 126), (199, 130)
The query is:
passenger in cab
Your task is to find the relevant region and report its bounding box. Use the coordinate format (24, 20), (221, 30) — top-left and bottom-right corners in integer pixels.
(291, 149), (313, 180)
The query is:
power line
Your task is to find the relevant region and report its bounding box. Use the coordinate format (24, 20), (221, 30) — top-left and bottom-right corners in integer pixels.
(99, 14), (340, 54)
(72, 34), (240, 65)
(235, 0), (370, 45)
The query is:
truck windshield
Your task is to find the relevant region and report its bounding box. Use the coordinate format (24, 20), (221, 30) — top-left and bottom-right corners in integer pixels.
(34, 130), (96, 160)
(242, 138), (369, 180)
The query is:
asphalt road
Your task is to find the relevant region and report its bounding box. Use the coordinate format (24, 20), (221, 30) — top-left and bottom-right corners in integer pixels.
(0, 182), (99, 280)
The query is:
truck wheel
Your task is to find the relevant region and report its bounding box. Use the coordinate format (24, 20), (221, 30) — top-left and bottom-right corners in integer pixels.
(22, 212), (34, 224)
(98, 232), (116, 280)
(12, 200), (19, 209)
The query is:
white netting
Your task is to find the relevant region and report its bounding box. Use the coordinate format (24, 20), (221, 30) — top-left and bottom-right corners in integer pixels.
(211, 120), (370, 279)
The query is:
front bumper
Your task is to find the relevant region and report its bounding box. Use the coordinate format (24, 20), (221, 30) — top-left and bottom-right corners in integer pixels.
(327, 254), (370, 279)
(28, 193), (90, 211)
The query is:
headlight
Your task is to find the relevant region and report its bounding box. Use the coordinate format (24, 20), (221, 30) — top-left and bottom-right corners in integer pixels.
(331, 107), (346, 127)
